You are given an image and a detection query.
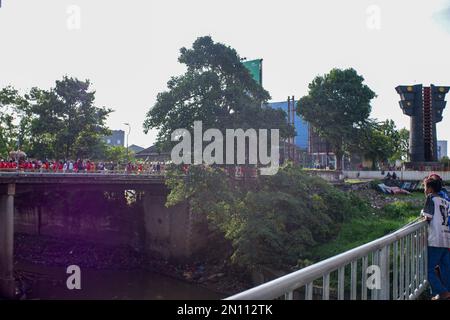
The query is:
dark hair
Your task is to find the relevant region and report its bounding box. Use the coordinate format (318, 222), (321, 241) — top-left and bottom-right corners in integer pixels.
(429, 173), (445, 187)
(425, 178), (442, 193)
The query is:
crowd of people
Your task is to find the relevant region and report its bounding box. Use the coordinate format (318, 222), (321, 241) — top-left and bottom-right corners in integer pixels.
(0, 159), (166, 174)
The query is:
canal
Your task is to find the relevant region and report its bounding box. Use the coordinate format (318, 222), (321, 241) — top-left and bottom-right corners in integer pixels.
(16, 260), (224, 300)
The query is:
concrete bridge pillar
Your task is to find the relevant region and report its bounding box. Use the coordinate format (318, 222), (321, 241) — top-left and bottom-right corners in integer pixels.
(143, 193), (208, 261)
(0, 184), (15, 299)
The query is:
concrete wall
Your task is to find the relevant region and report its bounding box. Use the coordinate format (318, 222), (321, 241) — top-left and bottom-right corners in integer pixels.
(343, 170), (450, 181)
(304, 170), (344, 182)
(142, 194), (208, 261)
(13, 190), (207, 262)
(14, 204), (143, 249)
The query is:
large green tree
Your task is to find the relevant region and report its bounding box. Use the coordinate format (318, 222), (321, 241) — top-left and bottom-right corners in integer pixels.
(351, 119), (410, 169)
(144, 36), (294, 152)
(27, 76), (113, 159)
(297, 68), (376, 170)
(0, 86), (31, 158)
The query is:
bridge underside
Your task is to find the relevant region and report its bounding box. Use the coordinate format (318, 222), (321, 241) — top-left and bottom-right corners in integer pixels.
(0, 177), (207, 299)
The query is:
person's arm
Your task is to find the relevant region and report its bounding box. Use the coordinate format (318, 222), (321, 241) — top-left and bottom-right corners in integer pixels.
(421, 195), (434, 221)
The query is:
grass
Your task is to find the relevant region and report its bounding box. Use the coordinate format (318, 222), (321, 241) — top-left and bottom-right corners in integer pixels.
(310, 194), (424, 262)
(344, 179), (368, 184)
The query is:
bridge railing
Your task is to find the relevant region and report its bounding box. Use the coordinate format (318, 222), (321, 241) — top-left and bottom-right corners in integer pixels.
(0, 169), (165, 175)
(226, 219), (428, 300)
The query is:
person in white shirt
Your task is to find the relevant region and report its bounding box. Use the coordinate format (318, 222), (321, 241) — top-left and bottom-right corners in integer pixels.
(422, 177), (450, 300)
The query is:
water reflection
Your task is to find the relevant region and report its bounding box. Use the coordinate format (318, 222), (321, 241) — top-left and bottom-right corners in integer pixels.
(16, 261), (224, 300)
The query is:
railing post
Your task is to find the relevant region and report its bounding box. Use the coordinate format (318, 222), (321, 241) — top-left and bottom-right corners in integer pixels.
(338, 267), (345, 300)
(423, 226), (428, 289)
(305, 282), (313, 300)
(350, 260), (357, 300)
(414, 230), (419, 296)
(393, 241), (398, 300)
(405, 234), (410, 298)
(284, 291), (293, 300)
(399, 237), (405, 300)
(322, 273), (330, 300)
(380, 245), (390, 300)
(361, 255), (368, 300)
(371, 250), (379, 300)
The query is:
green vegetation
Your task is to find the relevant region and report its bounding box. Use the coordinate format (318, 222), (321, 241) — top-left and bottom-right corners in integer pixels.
(353, 120), (410, 168)
(0, 77), (113, 160)
(104, 146), (134, 163)
(166, 164), (421, 274)
(440, 156), (450, 170)
(143, 36), (295, 153)
(297, 69), (409, 169)
(297, 68), (376, 170)
(310, 195), (423, 262)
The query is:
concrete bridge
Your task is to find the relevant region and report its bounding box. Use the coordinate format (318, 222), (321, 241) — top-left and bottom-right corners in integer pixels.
(0, 172), (206, 299)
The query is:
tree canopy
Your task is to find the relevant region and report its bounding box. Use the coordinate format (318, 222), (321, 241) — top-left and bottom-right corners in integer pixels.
(297, 68), (376, 169)
(144, 36), (294, 152)
(0, 77), (113, 160)
(0, 86), (32, 158)
(350, 119), (410, 169)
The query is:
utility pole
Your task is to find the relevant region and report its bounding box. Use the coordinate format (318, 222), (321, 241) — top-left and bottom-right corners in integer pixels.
(124, 123), (131, 163)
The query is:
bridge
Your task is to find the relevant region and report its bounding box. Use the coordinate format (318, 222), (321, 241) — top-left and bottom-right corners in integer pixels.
(0, 172), (433, 300)
(227, 220), (429, 300)
(0, 172), (208, 299)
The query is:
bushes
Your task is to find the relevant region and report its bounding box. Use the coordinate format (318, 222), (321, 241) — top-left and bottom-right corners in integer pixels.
(382, 201), (420, 219)
(165, 164), (372, 273)
(310, 196), (423, 261)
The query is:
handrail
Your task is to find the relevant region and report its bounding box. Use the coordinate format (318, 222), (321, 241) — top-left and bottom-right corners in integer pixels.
(226, 219), (428, 300)
(0, 170), (164, 176)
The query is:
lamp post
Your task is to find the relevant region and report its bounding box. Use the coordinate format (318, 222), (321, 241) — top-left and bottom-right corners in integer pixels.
(124, 123), (131, 163)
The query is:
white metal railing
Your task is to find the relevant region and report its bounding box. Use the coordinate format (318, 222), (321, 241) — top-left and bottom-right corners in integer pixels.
(227, 219), (429, 300)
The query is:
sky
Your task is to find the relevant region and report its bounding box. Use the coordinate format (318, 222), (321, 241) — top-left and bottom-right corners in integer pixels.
(1, 0), (450, 148)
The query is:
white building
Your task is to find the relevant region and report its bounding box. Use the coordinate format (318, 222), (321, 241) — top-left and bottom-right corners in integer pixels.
(437, 140), (448, 160)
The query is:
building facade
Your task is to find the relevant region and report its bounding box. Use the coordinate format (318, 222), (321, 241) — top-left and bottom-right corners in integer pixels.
(103, 130), (125, 147)
(437, 140), (448, 160)
(268, 101), (309, 150)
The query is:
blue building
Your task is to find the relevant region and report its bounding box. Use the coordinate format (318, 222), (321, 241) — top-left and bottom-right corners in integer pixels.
(268, 101), (309, 150)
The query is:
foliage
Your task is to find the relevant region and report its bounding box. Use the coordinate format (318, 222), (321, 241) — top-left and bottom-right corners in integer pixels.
(297, 68), (376, 170)
(104, 146), (134, 163)
(0, 77), (113, 160)
(28, 76), (113, 159)
(440, 156), (450, 169)
(395, 128), (410, 161)
(351, 120), (409, 168)
(165, 164), (370, 272)
(0, 86), (30, 158)
(311, 197), (422, 260)
(144, 36), (294, 152)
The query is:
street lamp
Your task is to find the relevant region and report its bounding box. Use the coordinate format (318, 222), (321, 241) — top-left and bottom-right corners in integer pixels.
(124, 123), (131, 163)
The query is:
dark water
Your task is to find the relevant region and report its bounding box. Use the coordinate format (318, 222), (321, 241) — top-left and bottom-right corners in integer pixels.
(16, 261), (224, 300)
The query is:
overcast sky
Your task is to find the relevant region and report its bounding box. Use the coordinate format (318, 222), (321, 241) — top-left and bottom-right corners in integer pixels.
(1, 0), (450, 148)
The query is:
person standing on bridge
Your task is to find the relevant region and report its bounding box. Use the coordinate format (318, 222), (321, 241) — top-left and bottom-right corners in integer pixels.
(422, 177), (450, 300)
(428, 174), (450, 202)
